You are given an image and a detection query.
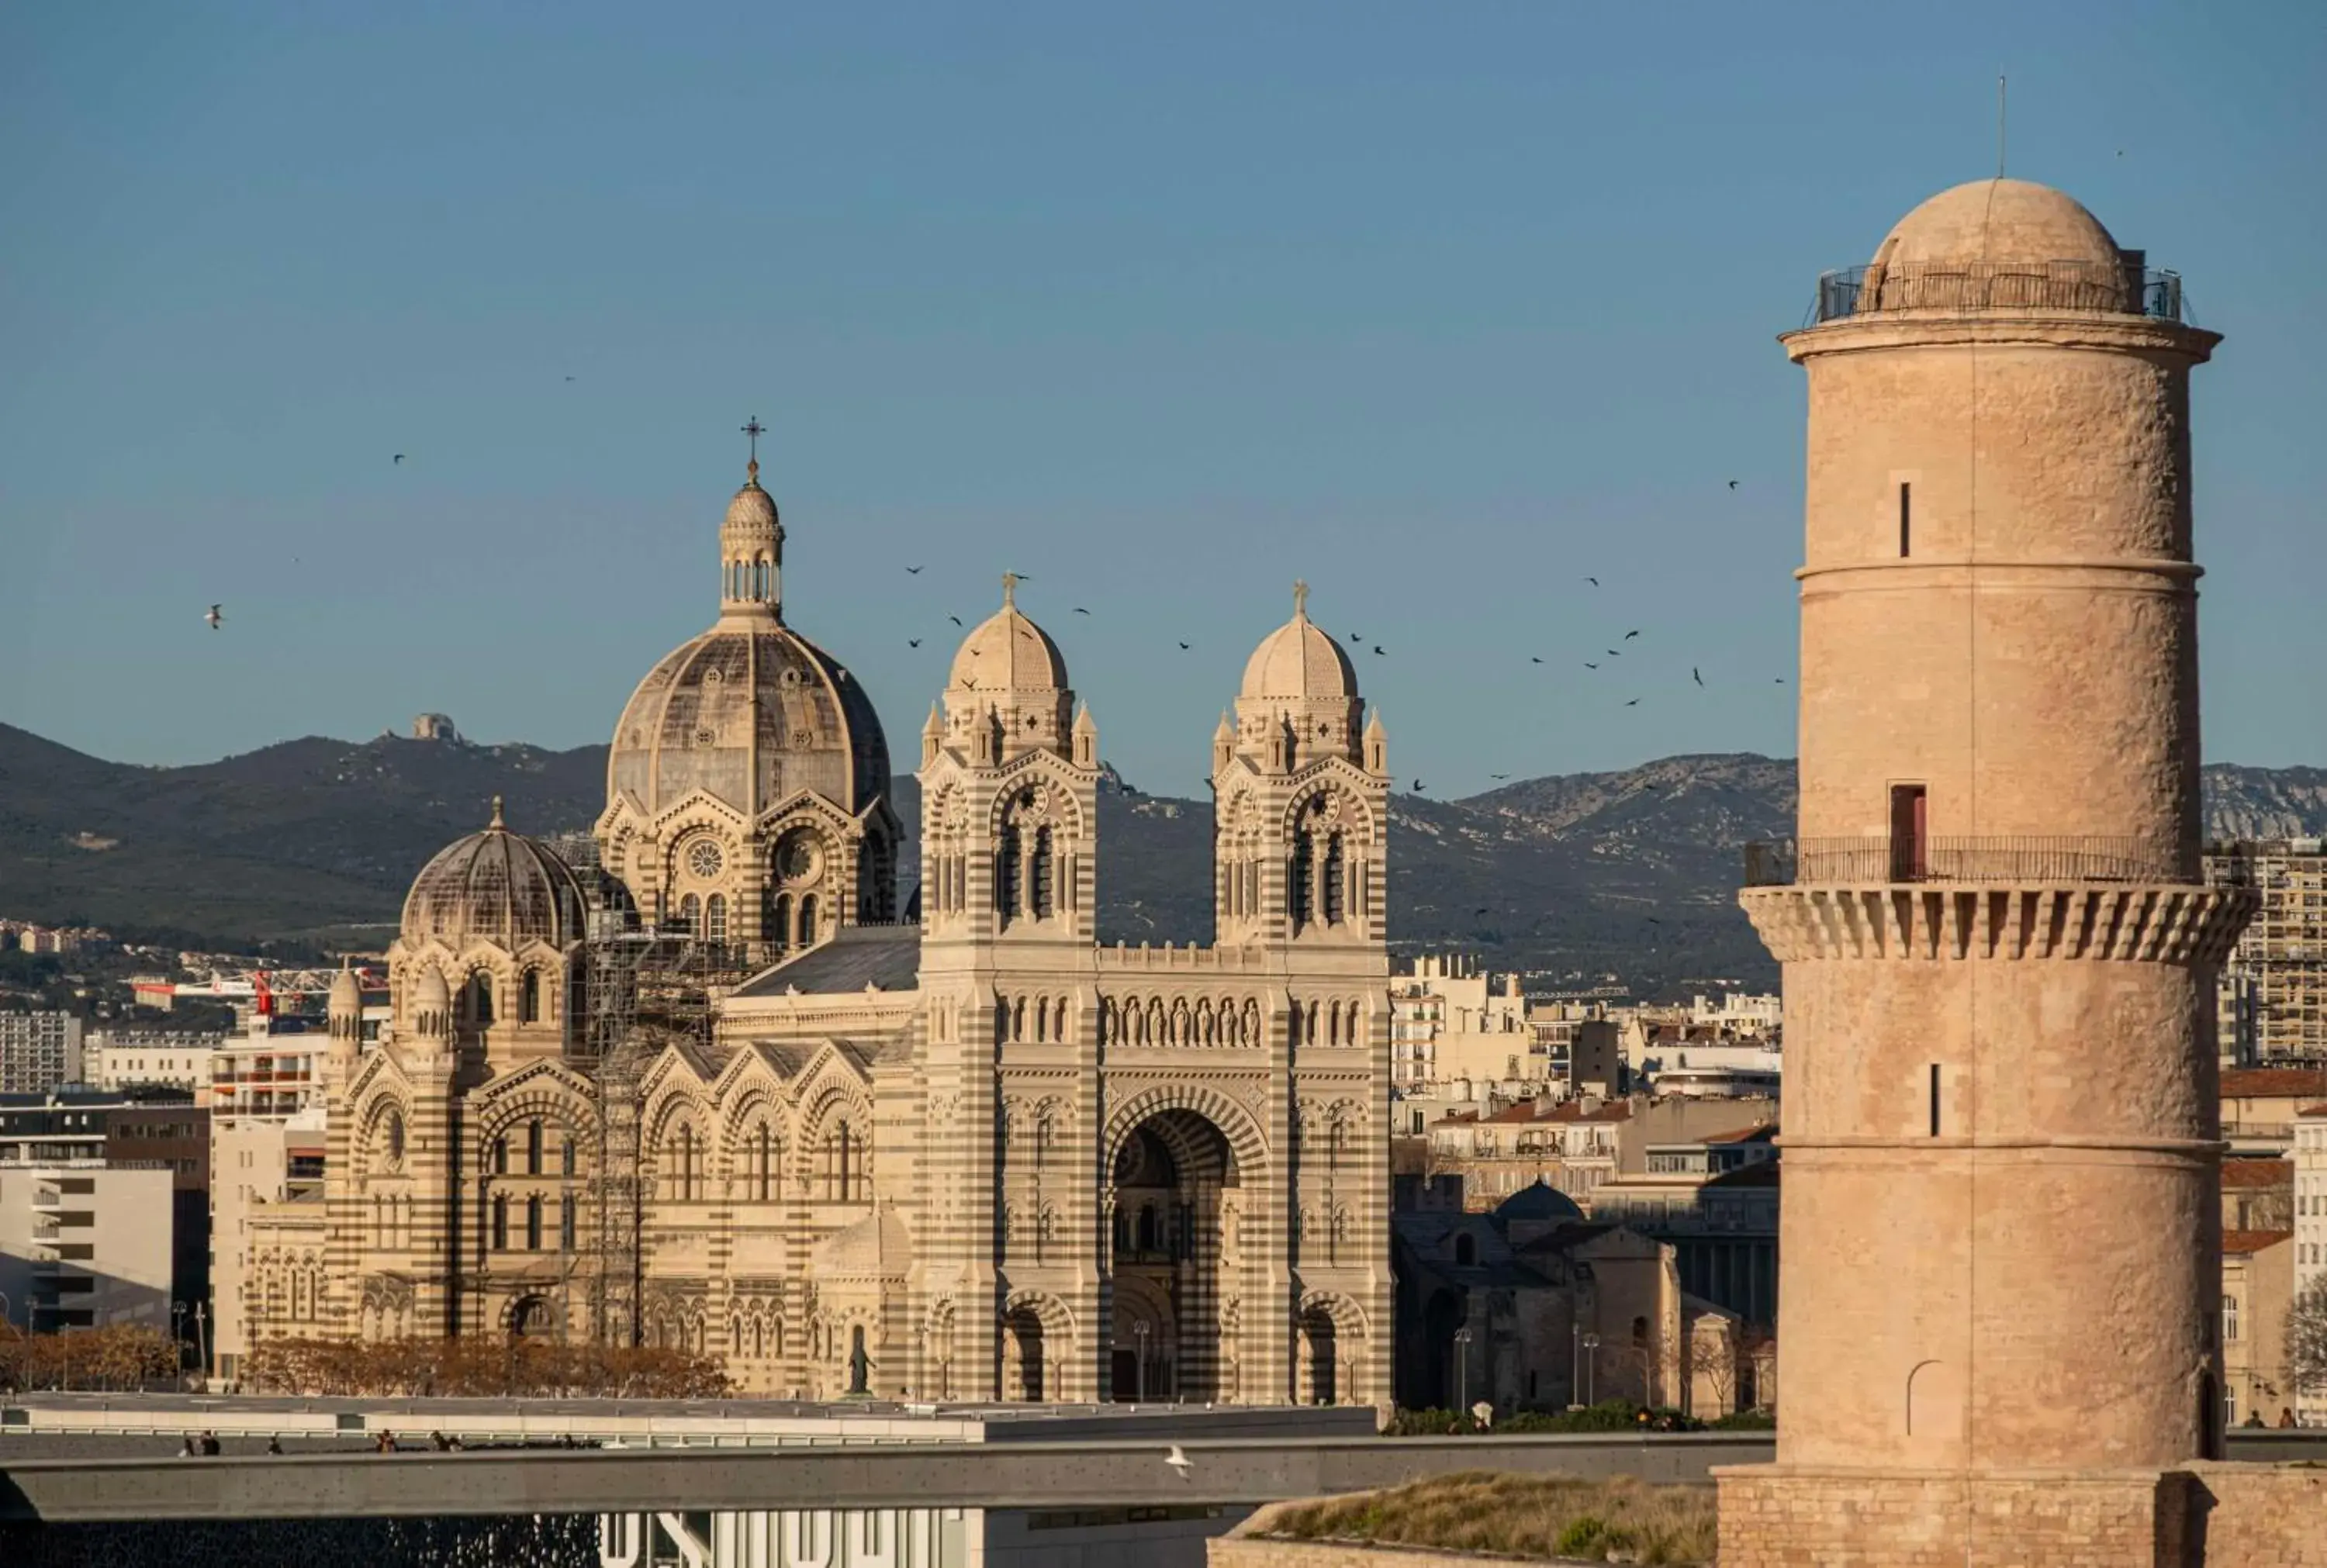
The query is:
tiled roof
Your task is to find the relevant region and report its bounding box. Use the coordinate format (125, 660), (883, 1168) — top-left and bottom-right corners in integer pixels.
(2300, 1103), (2327, 1118)
(2220, 1068), (2327, 1099)
(1704, 1124), (1781, 1144)
(2222, 1228), (2293, 1256)
(731, 924), (922, 998)
(2221, 1157), (2293, 1189)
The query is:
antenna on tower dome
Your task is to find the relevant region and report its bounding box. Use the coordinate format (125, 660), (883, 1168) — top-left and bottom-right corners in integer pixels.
(1997, 72), (2007, 179)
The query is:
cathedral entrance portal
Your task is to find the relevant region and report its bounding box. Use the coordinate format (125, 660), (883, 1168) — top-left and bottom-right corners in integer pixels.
(1108, 1110), (1239, 1402)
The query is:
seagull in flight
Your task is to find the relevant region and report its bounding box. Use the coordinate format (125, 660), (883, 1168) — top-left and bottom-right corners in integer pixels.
(949, 616), (963, 627)
(1727, 479), (1738, 490)
(1530, 656), (1544, 665)
(1693, 667), (1704, 687)
(906, 565), (924, 575)
(1412, 779), (1426, 792)
(1074, 606), (1091, 615)
(1624, 630), (1641, 640)
(1490, 773), (1509, 780)
(1164, 1445), (1193, 1479)
(1178, 641), (1192, 651)
(392, 454), (406, 465)
(1607, 649), (1623, 657)
(908, 639), (921, 648)
(1584, 662), (1599, 670)
(204, 604), (224, 630)
(1372, 645), (1386, 656)
(1625, 698), (1640, 706)
(1585, 576), (1599, 587)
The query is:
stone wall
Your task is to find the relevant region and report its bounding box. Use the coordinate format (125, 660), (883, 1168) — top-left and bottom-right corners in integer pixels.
(2188, 1463), (2327, 1566)
(1717, 1463), (2327, 1568)
(1715, 1466), (2187, 1568)
(1212, 1540), (1532, 1566)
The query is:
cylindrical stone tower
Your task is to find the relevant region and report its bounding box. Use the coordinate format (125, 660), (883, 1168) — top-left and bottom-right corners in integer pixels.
(1725, 179), (2256, 1560)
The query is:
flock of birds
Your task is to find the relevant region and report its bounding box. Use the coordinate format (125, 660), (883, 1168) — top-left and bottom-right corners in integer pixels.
(200, 457), (1782, 814)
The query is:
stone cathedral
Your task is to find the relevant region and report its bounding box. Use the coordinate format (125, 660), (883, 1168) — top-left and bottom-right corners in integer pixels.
(246, 453), (1395, 1408)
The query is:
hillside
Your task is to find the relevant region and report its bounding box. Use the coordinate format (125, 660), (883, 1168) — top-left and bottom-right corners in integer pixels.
(3, 721), (2321, 994)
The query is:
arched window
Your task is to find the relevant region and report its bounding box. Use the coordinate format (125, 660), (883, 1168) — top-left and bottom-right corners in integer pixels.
(492, 1135), (509, 1176)
(491, 1193), (509, 1252)
(1032, 826), (1055, 919)
(679, 893), (701, 938)
(1454, 1232), (1477, 1266)
(558, 1197), (576, 1252)
(560, 1135), (576, 1176)
(753, 1124), (779, 1202)
(524, 1193), (543, 1251)
(798, 893), (818, 947)
(520, 969), (541, 1024)
(1137, 1204), (1159, 1254)
(769, 892), (793, 951)
(1323, 832), (1345, 925)
(471, 972), (495, 1024)
(824, 1120), (859, 1201)
(1112, 1207), (1131, 1255)
(706, 893), (728, 943)
(997, 824), (1022, 921)
(1289, 834), (1314, 930)
(675, 1124), (698, 1202)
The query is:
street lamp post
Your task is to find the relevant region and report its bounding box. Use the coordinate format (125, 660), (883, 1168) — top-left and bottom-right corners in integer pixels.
(1569, 1322), (1581, 1410)
(1582, 1332), (1600, 1406)
(173, 1302), (188, 1378)
(1132, 1321), (1149, 1401)
(195, 1301), (210, 1384)
(1454, 1326), (1474, 1418)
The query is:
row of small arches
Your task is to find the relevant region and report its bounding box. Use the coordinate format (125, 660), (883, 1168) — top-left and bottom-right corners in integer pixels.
(1102, 994), (1264, 1048)
(652, 1117), (867, 1204)
(668, 891), (823, 948)
(1000, 994), (1073, 1044)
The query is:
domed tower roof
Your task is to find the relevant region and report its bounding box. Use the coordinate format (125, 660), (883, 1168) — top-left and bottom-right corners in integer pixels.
(1875, 178), (2121, 271)
(1494, 1179), (1585, 1224)
(401, 798), (587, 948)
(410, 963), (450, 1012)
(949, 573), (1068, 692)
(1240, 579), (1358, 702)
(607, 444), (890, 820)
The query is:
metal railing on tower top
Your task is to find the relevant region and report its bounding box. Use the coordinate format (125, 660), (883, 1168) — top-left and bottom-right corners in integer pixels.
(1743, 836), (2187, 888)
(1810, 260), (2184, 325)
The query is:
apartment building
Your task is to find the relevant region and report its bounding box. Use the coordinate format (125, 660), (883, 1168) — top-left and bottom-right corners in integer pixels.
(2208, 839), (2327, 1065)
(2296, 1104), (2327, 1427)
(0, 1012), (84, 1093)
(85, 1029), (223, 1093)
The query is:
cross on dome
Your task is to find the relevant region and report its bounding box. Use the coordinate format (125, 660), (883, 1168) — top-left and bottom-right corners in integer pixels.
(741, 415), (766, 482)
(1002, 572), (1022, 607)
(1293, 579), (1309, 619)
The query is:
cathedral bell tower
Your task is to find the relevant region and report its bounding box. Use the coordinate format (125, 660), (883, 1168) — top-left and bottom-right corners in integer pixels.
(1213, 582), (1388, 949)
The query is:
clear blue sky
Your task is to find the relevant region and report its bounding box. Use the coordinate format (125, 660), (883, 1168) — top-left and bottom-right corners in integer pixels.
(4, 2), (2321, 797)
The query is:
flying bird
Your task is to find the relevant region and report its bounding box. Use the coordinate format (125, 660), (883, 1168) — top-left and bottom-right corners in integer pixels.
(906, 565), (924, 575)
(1585, 576), (1599, 587)
(1774, 677), (1786, 684)
(1647, 917), (1663, 926)
(1584, 662), (1599, 670)
(1474, 907), (1490, 917)
(204, 604), (223, 630)
(1693, 667), (1704, 687)
(1727, 479), (1738, 490)
(908, 639), (921, 648)
(1490, 773), (1509, 780)
(1372, 645), (1386, 656)
(564, 375), (576, 382)
(949, 616), (963, 627)
(1074, 606), (1091, 615)
(1164, 1445), (1193, 1479)
(1624, 630), (1640, 640)
(1625, 698), (1641, 706)
(1530, 657), (1544, 665)
(392, 454), (406, 465)
(1607, 649), (1622, 657)
(1347, 632), (1361, 643)
(1178, 641), (1192, 651)
(1412, 779), (1426, 792)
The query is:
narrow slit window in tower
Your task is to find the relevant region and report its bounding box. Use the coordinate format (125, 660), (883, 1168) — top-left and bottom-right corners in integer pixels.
(1889, 784), (1928, 880)
(1289, 835), (1314, 930)
(1899, 481), (1912, 557)
(1928, 1064), (1941, 1136)
(1032, 826), (1054, 919)
(1323, 832), (1346, 925)
(998, 825), (1022, 922)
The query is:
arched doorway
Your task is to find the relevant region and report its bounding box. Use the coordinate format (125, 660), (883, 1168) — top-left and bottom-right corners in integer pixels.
(1108, 1110), (1240, 1401)
(510, 1295), (556, 1340)
(1298, 1304), (1338, 1404)
(1004, 1304), (1049, 1400)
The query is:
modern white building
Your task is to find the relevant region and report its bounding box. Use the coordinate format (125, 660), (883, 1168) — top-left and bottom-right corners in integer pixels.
(1390, 955), (1533, 1088)
(0, 1162), (176, 1332)
(2298, 1103), (2327, 1428)
(208, 1015), (334, 1380)
(85, 1030), (223, 1093)
(0, 1012), (84, 1094)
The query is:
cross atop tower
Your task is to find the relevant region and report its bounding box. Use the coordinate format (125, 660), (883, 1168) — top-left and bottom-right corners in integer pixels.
(1002, 571), (1022, 607)
(1292, 579), (1309, 619)
(742, 416), (766, 481)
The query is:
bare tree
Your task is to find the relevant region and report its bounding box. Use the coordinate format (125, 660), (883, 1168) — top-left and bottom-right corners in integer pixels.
(2291, 1274), (2327, 1400)
(1686, 1325), (1741, 1418)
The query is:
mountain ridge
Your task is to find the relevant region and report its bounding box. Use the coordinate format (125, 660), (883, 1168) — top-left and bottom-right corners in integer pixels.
(4, 721), (2321, 994)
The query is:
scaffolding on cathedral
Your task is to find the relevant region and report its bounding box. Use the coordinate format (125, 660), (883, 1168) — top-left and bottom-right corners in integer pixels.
(579, 910), (753, 1346)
